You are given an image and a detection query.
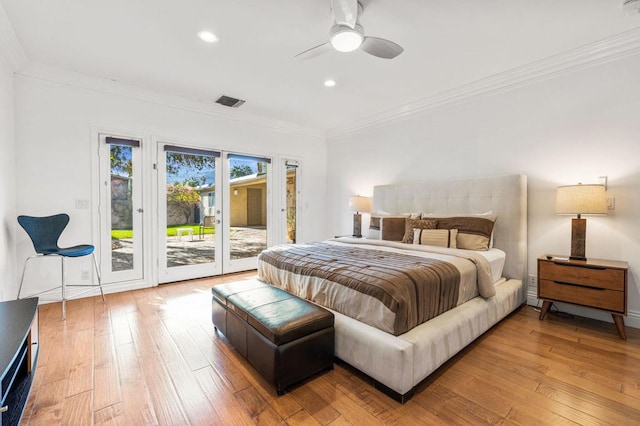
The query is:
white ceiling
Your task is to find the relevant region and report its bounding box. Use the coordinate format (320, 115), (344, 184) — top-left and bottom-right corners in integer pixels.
(2, 0), (640, 134)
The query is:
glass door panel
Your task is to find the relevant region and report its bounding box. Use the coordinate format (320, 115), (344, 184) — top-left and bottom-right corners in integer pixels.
(99, 135), (144, 283)
(224, 153), (270, 273)
(285, 161), (299, 244)
(158, 144), (221, 283)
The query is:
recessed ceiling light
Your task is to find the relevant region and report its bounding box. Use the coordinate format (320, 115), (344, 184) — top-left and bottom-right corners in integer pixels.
(324, 79), (336, 87)
(198, 30), (219, 43)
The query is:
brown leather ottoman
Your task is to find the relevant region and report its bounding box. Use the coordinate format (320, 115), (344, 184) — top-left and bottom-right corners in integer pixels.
(211, 279), (334, 395)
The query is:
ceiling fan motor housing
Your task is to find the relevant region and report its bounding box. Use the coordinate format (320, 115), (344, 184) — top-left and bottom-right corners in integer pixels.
(623, 0), (640, 15)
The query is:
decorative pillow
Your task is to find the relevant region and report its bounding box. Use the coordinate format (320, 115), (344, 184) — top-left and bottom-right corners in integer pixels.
(413, 229), (458, 248)
(369, 213), (405, 240)
(380, 217), (407, 241)
(402, 219), (437, 244)
(369, 215), (383, 232)
(422, 212), (496, 250)
(402, 212), (422, 220)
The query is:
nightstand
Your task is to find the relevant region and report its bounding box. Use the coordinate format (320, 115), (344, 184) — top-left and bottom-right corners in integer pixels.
(537, 255), (628, 339)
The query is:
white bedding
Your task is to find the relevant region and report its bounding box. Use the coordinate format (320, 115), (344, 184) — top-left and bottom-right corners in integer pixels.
(338, 237), (507, 285)
(479, 248), (506, 283)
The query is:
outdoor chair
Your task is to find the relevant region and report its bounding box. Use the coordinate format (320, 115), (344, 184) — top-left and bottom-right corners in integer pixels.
(199, 215), (215, 239)
(17, 213), (105, 320)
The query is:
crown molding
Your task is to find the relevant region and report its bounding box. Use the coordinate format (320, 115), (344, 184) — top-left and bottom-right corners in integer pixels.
(7, 19), (640, 141)
(328, 27), (640, 138)
(0, 4), (27, 71)
(15, 62), (326, 141)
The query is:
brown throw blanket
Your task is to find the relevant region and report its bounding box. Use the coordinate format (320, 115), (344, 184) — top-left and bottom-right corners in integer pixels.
(258, 242), (462, 335)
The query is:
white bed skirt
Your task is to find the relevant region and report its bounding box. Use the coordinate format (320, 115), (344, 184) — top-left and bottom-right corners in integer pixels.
(331, 277), (526, 398)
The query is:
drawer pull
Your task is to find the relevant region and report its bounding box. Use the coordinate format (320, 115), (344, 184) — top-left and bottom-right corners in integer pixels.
(552, 261), (606, 270)
(553, 280), (605, 290)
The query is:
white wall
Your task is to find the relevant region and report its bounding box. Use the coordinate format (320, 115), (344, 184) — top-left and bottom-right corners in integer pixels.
(0, 54), (16, 301)
(13, 67), (327, 297)
(327, 54), (640, 328)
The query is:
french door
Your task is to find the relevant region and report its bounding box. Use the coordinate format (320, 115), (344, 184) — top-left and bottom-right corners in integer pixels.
(158, 144), (222, 283)
(283, 160), (300, 244)
(224, 153), (271, 274)
(98, 134), (145, 283)
(157, 144), (271, 283)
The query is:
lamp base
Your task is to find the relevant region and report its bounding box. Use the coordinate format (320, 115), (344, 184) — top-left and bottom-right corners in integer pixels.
(352, 213), (362, 238)
(570, 217), (586, 261)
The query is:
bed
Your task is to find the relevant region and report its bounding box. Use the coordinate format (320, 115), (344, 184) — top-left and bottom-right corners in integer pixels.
(258, 174), (527, 401)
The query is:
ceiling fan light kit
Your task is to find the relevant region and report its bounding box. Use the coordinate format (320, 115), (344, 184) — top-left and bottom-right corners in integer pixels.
(295, 0), (403, 60)
(330, 24), (364, 52)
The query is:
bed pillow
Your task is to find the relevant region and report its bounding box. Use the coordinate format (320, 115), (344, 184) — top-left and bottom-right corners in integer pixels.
(402, 212), (422, 220)
(402, 218), (437, 244)
(413, 229), (458, 248)
(380, 217), (407, 241)
(369, 213), (404, 239)
(422, 212), (496, 250)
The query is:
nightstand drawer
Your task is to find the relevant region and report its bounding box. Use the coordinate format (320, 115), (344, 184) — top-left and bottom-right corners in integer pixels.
(539, 262), (625, 291)
(538, 279), (625, 313)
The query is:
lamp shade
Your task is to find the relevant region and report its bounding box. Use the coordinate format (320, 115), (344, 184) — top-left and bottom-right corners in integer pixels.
(349, 196), (371, 213)
(555, 184), (607, 215)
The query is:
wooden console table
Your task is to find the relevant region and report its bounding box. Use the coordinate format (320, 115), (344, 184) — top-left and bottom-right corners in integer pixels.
(0, 298), (39, 426)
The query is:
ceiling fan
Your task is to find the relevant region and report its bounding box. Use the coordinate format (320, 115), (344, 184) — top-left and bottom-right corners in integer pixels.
(295, 0), (404, 60)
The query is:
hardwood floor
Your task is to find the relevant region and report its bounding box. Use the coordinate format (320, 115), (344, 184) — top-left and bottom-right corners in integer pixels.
(22, 272), (640, 425)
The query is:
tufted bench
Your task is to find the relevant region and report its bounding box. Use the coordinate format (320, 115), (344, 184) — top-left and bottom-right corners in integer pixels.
(211, 279), (334, 395)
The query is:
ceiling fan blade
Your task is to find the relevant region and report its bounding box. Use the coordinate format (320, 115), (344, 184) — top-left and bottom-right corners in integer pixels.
(360, 36), (404, 59)
(294, 42), (332, 61)
(331, 0), (358, 28)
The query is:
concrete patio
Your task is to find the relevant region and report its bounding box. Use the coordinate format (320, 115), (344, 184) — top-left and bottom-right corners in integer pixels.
(111, 227), (267, 271)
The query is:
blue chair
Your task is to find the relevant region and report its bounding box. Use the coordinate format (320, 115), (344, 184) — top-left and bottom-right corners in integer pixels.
(17, 214), (105, 320)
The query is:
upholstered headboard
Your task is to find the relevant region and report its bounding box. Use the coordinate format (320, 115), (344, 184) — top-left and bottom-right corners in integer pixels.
(373, 174), (527, 282)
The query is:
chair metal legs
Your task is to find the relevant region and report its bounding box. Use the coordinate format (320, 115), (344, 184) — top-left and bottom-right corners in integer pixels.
(18, 253), (105, 321)
(18, 255), (40, 300)
(92, 252), (106, 302)
(61, 256), (66, 320)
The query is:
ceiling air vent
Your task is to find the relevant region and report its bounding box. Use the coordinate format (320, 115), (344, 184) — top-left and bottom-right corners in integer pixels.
(215, 95), (245, 108)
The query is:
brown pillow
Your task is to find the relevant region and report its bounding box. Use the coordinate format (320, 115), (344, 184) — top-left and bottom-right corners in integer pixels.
(424, 213), (496, 250)
(402, 219), (437, 243)
(369, 214), (407, 240)
(380, 217), (407, 241)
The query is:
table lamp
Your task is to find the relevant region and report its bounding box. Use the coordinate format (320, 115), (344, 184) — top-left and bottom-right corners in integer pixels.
(555, 183), (607, 260)
(349, 196), (371, 238)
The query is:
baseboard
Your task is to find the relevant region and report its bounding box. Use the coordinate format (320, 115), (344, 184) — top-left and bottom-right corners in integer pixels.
(34, 279), (153, 305)
(526, 288), (640, 330)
